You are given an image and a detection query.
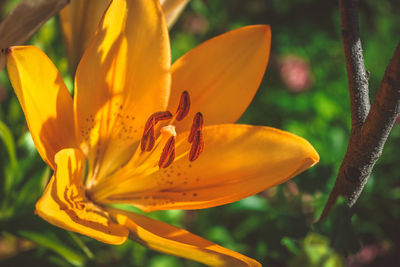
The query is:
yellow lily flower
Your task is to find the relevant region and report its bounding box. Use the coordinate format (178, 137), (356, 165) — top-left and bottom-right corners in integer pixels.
(60, 0), (189, 73)
(5, 0), (319, 265)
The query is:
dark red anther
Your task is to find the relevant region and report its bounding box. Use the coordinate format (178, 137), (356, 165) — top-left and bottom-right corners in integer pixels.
(141, 111), (173, 152)
(188, 112), (203, 143)
(141, 126), (156, 152)
(143, 116), (155, 136)
(153, 111), (173, 123)
(189, 130), (204, 161)
(176, 91), (190, 121)
(159, 136), (176, 168)
(144, 112), (172, 134)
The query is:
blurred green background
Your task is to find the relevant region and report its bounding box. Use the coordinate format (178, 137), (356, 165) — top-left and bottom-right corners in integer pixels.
(1, 0), (400, 266)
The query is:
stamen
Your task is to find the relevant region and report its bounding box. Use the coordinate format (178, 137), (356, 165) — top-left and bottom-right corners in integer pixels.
(143, 116), (155, 136)
(153, 111), (173, 123)
(188, 112), (203, 143)
(141, 126), (156, 152)
(141, 111), (173, 152)
(176, 91), (190, 121)
(159, 136), (176, 168)
(189, 130), (204, 161)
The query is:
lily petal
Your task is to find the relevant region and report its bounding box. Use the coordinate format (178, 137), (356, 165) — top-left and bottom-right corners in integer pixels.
(103, 124), (319, 211)
(35, 148), (129, 244)
(160, 0), (189, 28)
(108, 208), (261, 267)
(60, 0), (187, 74)
(168, 25), (271, 132)
(6, 46), (76, 169)
(59, 0), (110, 73)
(74, 0), (171, 182)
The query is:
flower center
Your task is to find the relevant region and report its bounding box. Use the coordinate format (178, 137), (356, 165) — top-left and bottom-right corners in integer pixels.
(140, 91), (204, 169)
(87, 91), (205, 202)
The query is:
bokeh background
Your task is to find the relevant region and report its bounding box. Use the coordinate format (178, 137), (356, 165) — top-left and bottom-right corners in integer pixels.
(1, 0), (400, 266)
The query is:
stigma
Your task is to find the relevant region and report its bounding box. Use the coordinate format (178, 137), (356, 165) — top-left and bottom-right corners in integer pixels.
(140, 91), (204, 168)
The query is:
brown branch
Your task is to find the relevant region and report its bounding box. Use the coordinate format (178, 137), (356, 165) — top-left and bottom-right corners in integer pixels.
(340, 0), (370, 127)
(0, 0), (70, 71)
(319, 0), (400, 221)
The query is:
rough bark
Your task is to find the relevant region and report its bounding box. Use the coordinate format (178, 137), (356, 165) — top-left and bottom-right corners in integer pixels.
(320, 0), (400, 221)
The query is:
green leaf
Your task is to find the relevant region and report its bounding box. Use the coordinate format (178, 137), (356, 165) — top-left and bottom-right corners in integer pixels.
(0, 120), (17, 169)
(68, 232), (94, 260)
(19, 230), (85, 267)
(289, 233), (344, 267)
(281, 237), (300, 255)
(0, 120), (18, 200)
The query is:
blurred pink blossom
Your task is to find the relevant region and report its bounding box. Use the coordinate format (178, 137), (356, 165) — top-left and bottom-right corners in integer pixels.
(279, 55), (312, 92)
(182, 14), (209, 35)
(347, 243), (389, 267)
